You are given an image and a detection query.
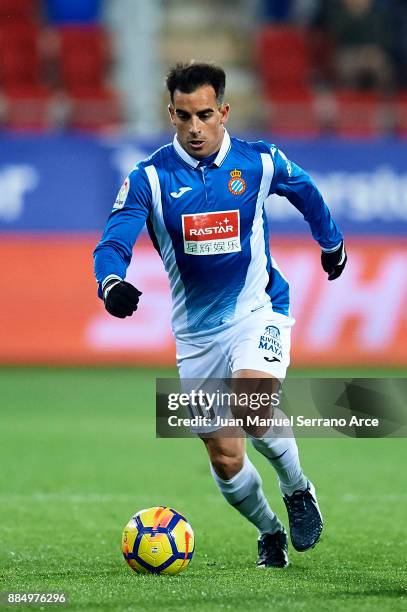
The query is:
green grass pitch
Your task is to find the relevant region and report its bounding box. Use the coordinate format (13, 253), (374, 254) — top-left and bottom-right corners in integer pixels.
(0, 367), (406, 611)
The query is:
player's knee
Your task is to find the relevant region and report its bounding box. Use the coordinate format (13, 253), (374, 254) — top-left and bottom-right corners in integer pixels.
(210, 453), (243, 480)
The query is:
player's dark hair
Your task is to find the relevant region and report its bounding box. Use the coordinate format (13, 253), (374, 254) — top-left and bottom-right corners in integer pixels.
(166, 62), (226, 104)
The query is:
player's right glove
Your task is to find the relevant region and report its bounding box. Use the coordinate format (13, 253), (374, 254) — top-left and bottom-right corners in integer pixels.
(321, 241), (347, 281)
(103, 279), (142, 318)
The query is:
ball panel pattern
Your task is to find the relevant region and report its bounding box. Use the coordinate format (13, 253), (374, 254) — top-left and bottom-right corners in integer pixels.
(122, 506), (195, 575)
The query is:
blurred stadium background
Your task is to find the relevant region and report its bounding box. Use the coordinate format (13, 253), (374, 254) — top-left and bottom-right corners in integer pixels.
(1, 2), (406, 608)
(0, 0), (406, 369)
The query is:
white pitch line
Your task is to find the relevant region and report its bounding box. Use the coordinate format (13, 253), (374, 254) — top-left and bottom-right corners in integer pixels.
(0, 493), (139, 503)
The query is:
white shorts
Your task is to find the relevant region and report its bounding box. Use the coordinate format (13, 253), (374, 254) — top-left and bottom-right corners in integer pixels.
(175, 306), (295, 433)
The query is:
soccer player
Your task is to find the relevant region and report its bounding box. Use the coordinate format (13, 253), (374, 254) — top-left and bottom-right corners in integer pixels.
(94, 63), (347, 568)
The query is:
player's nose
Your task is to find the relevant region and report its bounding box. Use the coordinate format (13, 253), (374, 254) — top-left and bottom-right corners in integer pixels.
(189, 117), (201, 134)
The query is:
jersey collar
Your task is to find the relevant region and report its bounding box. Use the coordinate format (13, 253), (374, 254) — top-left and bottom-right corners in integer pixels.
(173, 129), (231, 168)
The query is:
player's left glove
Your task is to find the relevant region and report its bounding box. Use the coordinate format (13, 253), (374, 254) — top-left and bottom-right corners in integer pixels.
(103, 279), (142, 318)
(321, 241), (347, 281)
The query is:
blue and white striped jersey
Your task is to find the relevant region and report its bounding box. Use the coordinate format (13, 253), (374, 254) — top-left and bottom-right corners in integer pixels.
(94, 131), (343, 336)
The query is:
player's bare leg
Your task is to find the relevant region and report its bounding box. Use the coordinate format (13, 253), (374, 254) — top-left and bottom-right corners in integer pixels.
(202, 436), (245, 480)
(201, 435), (288, 568)
(232, 369), (323, 552)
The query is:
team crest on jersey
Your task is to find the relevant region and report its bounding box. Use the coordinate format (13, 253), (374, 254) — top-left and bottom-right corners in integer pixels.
(182, 210), (241, 255)
(113, 177), (130, 210)
(228, 169), (246, 195)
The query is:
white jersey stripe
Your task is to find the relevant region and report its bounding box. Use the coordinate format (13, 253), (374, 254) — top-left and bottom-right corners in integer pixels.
(234, 152), (275, 317)
(144, 164), (188, 332)
(270, 256), (289, 284)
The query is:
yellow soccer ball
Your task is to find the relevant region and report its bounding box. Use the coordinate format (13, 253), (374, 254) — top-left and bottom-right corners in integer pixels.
(122, 506), (195, 575)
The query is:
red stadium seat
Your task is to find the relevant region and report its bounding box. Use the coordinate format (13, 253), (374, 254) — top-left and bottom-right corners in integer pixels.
(57, 25), (110, 90)
(0, 0), (38, 22)
(0, 23), (42, 88)
(307, 28), (336, 85)
(56, 26), (119, 130)
(265, 90), (319, 136)
(335, 91), (382, 136)
(256, 26), (310, 95)
(66, 87), (122, 131)
(3, 85), (54, 130)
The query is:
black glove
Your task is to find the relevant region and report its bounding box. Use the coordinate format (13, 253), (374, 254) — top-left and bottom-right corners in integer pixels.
(321, 241), (347, 281)
(103, 280), (142, 318)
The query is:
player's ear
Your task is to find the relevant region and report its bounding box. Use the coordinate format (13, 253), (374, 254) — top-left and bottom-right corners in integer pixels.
(168, 104), (176, 127)
(219, 103), (230, 125)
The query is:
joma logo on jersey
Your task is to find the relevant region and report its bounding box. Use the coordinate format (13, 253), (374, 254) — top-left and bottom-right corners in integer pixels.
(182, 210), (241, 256)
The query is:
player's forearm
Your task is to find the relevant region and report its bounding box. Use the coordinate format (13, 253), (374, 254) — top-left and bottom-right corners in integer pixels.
(287, 170), (346, 278)
(93, 240), (131, 296)
(93, 211), (146, 295)
(277, 167), (343, 250)
(303, 195), (343, 250)
(93, 244), (142, 317)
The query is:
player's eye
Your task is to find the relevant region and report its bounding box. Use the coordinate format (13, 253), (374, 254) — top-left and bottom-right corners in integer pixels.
(176, 112), (190, 121)
(198, 112), (212, 120)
